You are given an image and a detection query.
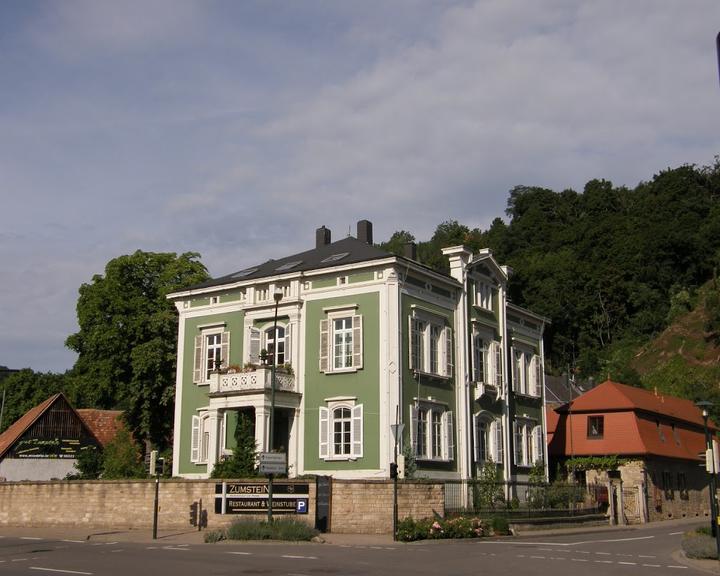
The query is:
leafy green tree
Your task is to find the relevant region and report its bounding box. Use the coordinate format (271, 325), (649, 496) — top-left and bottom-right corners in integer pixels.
(473, 461), (504, 510)
(101, 427), (146, 479)
(211, 412), (258, 479)
(0, 369), (72, 433)
(68, 446), (104, 480)
(66, 251), (209, 448)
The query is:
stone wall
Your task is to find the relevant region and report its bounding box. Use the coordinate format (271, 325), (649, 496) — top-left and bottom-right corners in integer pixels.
(0, 478), (441, 534)
(330, 480), (444, 534)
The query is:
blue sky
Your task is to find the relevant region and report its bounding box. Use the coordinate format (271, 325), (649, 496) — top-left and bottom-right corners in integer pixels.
(1, 0), (719, 373)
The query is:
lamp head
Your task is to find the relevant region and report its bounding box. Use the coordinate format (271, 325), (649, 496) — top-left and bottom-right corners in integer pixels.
(273, 289), (283, 303)
(695, 400), (712, 419)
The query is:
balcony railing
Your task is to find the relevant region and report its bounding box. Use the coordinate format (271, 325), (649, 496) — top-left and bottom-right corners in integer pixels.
(209, 367), (296, 395)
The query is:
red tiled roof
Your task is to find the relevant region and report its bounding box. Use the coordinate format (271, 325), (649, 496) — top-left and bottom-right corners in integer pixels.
(76, 409), (124, 447)
(560, 380), (713, 429)
(549, 380), (712, 462)
(0, 394), (62, 459)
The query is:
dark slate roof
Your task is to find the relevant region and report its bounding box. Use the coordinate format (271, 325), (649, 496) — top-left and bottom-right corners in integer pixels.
(544, 374), (587, 407)
(187, 236), (397, 291)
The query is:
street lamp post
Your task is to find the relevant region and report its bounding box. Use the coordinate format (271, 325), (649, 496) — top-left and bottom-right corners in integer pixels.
(267, 289), (283, 523)
(390, 420), (405, 541)
(696, 400), (720, 561)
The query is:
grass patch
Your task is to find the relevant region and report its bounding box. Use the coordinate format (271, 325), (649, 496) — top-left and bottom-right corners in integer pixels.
(682, 528), (718, 560)
(222, 518), (318, 542)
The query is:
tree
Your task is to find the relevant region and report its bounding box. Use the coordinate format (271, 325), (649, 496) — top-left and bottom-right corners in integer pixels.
(66, 251), (209, 449)
(101, 427), (146, 479)
(211, 411), (258, 478)
(0, 369), (71, 433)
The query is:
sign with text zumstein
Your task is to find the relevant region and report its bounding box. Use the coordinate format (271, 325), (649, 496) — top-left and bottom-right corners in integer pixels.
(215, 482), (309, 515)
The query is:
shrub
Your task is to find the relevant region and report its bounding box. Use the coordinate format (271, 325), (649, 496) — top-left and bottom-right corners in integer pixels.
(490, 516), (510, 535)
(682, 530), (717, 560)
(225, 518), (317, 541)
(101, 428), (145, 479)
(396, 516), (487, 542)
(204, 530), (226, 543)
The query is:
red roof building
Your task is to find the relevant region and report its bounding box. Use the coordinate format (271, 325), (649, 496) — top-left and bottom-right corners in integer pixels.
(547, 380), (716, 523)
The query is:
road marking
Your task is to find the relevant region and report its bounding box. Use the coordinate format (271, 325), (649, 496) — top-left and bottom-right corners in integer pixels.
(12, 558), (29, 562)
(61, 541), (85, 544)
(530, 556), (545, 559)
(104, 542), (118, 546)
(29, 569), (93, 575)
(571, 559), (589, 562)
(642, 564), (661, 568)
(281, 555), (317, 560)
(594, 560), (613, 564)
(482, 536), (654, 547)
(227, 552), (252, 555)
(21, 537), (43, 541)
(595, 552), (611, 555)
(163, 547), (190, 551)
(669, 532), (684, 535)
(110, 550), (124, 553)
(638, 555), (656, 558)
(667, 566), (688, 570)
(618, 562), (636, 565)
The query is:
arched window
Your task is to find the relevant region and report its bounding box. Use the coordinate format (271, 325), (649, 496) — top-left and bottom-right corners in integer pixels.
(265, 325), (285, 365)
(333, 406), (352, 456)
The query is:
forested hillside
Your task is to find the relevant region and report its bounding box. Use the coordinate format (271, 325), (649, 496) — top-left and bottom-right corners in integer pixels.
(382, 158), (720, 404)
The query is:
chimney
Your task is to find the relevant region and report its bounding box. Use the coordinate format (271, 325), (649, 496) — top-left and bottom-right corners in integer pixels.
(403, 242), (417, 260)
(316, 226), (331, 249)
(357, 219), (373, 245)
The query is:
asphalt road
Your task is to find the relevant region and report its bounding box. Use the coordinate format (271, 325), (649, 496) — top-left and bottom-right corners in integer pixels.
(0, 522), (712, 576)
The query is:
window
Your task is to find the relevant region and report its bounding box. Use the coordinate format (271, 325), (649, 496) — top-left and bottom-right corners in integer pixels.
(265, 325), (286, 365)
(513, 420), (542, 467)
(193, 328), (229, 383)
(247, 324), (292, 366)
(663, 470), (674, 500)
(472, 334), (486, 384)
(410, 403), (454, 462)
(191, 413), (212, 464)
(319, 313), (363, 373)
(318, 402), (363, 460)
(408, 314), (453, 377)
(512, 348), (541, 396)
(678, 472), (688, 500)
(475, 415), (504, 463)
(587, 416), (604, 439)
(472, 336), (503, 389)
(475, 281), (494, 311)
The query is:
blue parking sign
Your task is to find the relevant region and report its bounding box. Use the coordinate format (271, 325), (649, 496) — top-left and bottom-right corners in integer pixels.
(296, 498), (308, 514)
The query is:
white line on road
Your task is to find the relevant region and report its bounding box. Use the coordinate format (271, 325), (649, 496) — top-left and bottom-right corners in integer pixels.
(642, 564), (661, 568)
(595, 552), (611, 555)
(61, 540), (85, 544)
(281, 555), (317, 560)
(227, 552), (252, 555)
(12, 558), (29, 562)
(594, 560), (613, 564)
(482, 536), (654, 547)
(530, 556), (546, 559)
(571, 559), (589, 562)
(163, 547), (190, 551)
(618, 562), (637, 565)
(638, 555), (656, 558)
(110, 550), (124, 553)
(29, 568), (93, 575)
(21, 537), (43, 541)
(669, 532), (684, 536)
(667, 566), (688, 570)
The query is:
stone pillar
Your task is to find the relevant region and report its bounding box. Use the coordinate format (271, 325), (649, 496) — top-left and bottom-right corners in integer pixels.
(617, 480), (626, 525)
(255, 405), (269, 452)
(608, 481), (616, 525)
(206, 410), (221, 474)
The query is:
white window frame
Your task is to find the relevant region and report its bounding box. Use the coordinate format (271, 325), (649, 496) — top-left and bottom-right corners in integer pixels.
(319, 311), (363, 373)
(410, 402), (454, 462)
(475, 280), (494, 311)
(318, 399), (363, 461)
(408, 311), (453, 378)
(193, 326), (229, 384)
(513, 419), (541, 468)
(190, 412), (212, 464)
(474, 413), (503, 464)
(512, 347), (541, 397)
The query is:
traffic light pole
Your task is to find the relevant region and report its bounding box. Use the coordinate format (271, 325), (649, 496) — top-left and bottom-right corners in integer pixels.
(152, 474), (159, 540)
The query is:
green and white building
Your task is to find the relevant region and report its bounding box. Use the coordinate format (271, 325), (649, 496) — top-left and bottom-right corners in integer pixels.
(168, 220), (547, 496)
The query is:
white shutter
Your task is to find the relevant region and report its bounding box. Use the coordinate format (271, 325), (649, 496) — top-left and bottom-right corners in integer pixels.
(319, 319), (329, 372)
(352, 315), (363, 369)
(351, 404), (363, 458)
(409, 405), (418, 454)
(319, 407), (329, 459)
(191, 415), (200, 463)
(444, 411), (454, 461)
(533, 355), (542, 397)
(494, 342), (503, 387)
(473, 415), (480, 461)
(408, 316), (417, 370)
(249, 328), (261, 364)
(513, 420), (520, 466)
(193, 335), (203, 383)
(285, 323), (292, 364)
(444, 327), (453, 377)
(494, 420), (504, 463)
(511, 349), (518, 392)
(220, 331), (230, 370)
(533, 426), (544, 464)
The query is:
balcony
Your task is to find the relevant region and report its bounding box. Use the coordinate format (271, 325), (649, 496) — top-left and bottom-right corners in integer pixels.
(209, 367), (296, 395)
(474, 381), (499, 401)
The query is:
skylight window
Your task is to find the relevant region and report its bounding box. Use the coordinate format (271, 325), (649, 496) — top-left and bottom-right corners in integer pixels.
(321, 252), (350, 264)
(275, 260), (303, 272)
(231, 267), (258, 279)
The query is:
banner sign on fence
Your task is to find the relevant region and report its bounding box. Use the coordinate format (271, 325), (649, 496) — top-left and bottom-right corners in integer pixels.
(214, 482), (309, 515)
